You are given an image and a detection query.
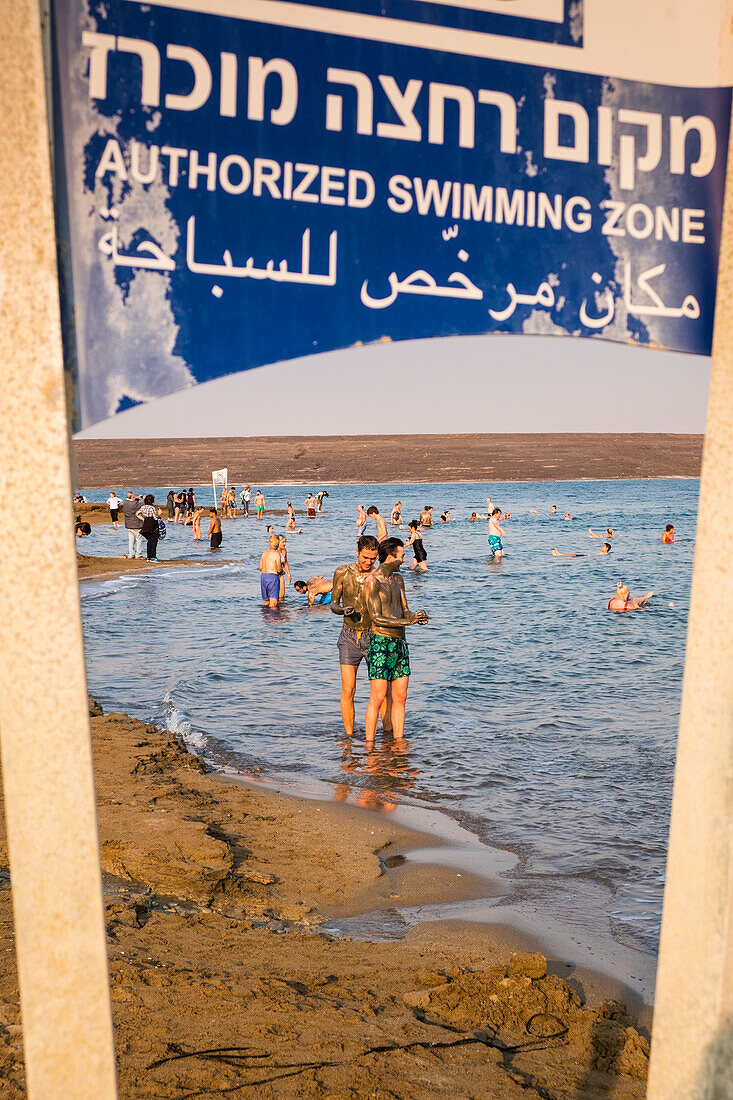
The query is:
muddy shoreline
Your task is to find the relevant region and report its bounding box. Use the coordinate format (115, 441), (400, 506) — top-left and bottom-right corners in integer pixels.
(0, 701), (652, 1097)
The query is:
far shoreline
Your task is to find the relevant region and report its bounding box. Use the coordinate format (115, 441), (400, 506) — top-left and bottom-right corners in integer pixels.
(73, 433), (703, 489)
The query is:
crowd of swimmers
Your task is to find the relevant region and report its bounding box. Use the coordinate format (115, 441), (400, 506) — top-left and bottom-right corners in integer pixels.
(75, 483), (679, 737)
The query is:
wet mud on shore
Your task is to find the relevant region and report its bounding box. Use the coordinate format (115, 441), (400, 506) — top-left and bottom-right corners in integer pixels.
(0, 702), (652, 1098)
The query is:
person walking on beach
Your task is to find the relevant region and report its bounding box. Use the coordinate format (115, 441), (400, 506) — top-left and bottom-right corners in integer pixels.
(294, 576), (333, 605)
(331, 535), (386, 737)
(107, 491), (122, 528)
(207, 508), (222, 551)
(367, 506), (388, 543)
(259, 534), (283, 608)
(122, 490), (144, 559)
(254, 490), (265, 520)
(137, 495), (162, 562)
(406, 520), (428, 572)
(419, 505), (433, 528)
(241, 486), (251, 515)
(488, 507), (505, 560)
(364, 538), (429, 744)
(608, 583), (653, 611)
(356, 504), (367, 536)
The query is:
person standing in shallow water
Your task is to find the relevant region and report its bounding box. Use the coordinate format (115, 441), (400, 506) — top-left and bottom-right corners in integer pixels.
(488, 507), (505, 560)
(367, 506), (388, 543)
(331, 535), (391, 738)
(259, 534), (283, 608)
(363, 538), (429, 744)
(207, 508), (222, 551)
(406, 520), (428, 572)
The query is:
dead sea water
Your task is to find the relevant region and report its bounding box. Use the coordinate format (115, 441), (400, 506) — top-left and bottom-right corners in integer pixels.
(79, 478), (697, 991)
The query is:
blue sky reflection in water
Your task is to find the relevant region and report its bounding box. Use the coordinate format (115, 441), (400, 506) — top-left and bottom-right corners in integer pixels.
(79, 479), (697, 964)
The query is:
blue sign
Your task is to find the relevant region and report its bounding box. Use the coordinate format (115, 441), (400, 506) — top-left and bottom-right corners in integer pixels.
(51, 0), (731, 426)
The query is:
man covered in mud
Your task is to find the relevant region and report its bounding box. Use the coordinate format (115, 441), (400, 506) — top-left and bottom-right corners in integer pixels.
(363, 538), (429, 744)
(331, 535), (389, 737)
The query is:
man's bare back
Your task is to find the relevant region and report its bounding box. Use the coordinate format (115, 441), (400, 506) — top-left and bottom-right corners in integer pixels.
(259, 547), (282, 574)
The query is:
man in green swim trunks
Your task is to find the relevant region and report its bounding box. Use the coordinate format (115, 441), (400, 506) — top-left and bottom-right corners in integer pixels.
(363, 537), (429, 744)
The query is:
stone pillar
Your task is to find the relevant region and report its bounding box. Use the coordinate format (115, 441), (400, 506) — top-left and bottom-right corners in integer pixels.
(648, 121), (733, 1097)
(0, 1), (118, 1096)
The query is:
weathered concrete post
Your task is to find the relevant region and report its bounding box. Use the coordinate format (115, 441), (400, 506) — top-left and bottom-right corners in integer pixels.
(0, 0), (118, 1096)
(648, 118), (733, 1098)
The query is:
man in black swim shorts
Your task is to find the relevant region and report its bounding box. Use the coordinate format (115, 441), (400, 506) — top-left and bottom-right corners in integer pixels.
(331, 535), (390, 737)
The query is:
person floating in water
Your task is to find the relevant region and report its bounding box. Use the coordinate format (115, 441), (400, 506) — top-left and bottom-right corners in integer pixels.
(564, 512), (573, 521)
(589, 527), (616, 539)
(608, 582), (653, 611)
(363, 538), (429, 744)
(552, 543), (611, 557)
(551, 505), (557, 514)
(259, 534), (283, 608)
(469, 512), (478, 522)
(331, 535), (387, 737)
(662, 524), (676, 544)
(294, 577), (333, 605)
(406, 520), (428, 573)
(488, 507), (505, 560)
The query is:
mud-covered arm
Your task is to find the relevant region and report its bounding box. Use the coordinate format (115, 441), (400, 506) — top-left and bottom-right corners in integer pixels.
(330, 567), (355, 617)
(398, 576), (430, 626)
(367, 577), (428, 629)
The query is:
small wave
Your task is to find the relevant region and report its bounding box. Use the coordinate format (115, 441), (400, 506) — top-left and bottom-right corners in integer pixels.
(162, 691), (206, 750)
(80, 576), (136, 601)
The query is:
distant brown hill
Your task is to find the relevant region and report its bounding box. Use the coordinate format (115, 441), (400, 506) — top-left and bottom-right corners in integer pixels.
(73, 433), (703, 489)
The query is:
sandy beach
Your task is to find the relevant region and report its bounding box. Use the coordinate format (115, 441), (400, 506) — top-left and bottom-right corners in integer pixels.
(74, 433), (703, 488)
(0, 699), (651, 1098)
(77, 553), (221, 582)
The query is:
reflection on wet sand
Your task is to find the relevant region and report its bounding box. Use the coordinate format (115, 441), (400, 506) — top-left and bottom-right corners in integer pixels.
(333, 733), (421, 811)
